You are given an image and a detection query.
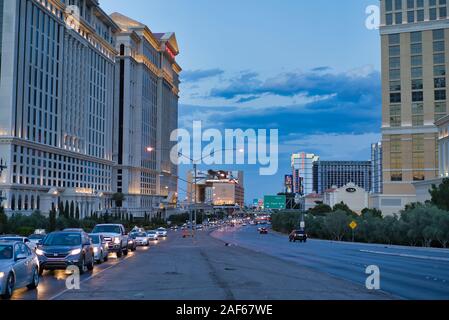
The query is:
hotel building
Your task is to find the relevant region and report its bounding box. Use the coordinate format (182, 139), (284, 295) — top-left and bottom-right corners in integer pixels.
(110, 13), (180, 217)
(291, 152), (319, 196)
(0, 0), (119, 216)
(312, 161), (372, 194)
(0, 1), (181, 218)
(376, 0), (449, 214)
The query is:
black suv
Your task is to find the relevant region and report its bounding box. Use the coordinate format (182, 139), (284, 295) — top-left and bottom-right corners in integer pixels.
(36, 231), (94, 275)
(289, 230), (308, 243)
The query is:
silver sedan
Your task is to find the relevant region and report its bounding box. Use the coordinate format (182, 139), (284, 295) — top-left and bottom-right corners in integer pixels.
(0, 241), (40, 299)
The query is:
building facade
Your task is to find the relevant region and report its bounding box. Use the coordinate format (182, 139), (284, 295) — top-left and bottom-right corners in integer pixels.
(187, 170), (244, 208)
(0, 0), (119, 217)
(436, 114), (449, 176)
(312, 161), (372, 194)
(0, 1), (180, 218)
(378, 0), (448, 214)
(323, 183), (369, 215)
(371, 142), (384, 194)
(110, 13), (180, 217)
(291, 152), (319, 196)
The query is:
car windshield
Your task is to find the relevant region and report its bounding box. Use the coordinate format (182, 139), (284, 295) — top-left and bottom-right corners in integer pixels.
(158, 228), (166, 231)
(43, 233), (81, 246)
(136, 233), (146, 237)
(0, 245), (13, 260)
(147, 231), (156, 235)
(92, 225), (121, 234)
(89, 235), (100, 244)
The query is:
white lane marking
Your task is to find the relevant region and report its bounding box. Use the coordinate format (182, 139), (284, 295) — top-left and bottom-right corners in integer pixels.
(48, 254), (132, 300)
(360, 250), (449, 262)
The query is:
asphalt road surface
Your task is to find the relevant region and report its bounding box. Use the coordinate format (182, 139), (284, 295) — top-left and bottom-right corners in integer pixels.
(211, 225), (449, 300)
(12, 230), (390, 300)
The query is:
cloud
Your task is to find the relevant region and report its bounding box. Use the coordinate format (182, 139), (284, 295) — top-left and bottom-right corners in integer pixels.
(312, 66), (331, 72)
(210, 68), (381, 106)
(235, 95), (261, 104)
(181, 68), (224, 82)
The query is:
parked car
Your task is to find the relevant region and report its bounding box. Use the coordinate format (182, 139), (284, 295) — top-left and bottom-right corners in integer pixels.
(259, 227), (268, 234)
(0, 241), (40, 299)
(36, 231), (95, 275)
(156, 227), (168, 238)
(132, 232), (150, 246)
(28, 234), (46, 246)
(91, 224), (129, 258)
(146, 231), (159, 242)
(127, 236), (137, 252)
(289, 230), (308, 243)
(88, 234), (109, 264)
(0, 236), (37, 251)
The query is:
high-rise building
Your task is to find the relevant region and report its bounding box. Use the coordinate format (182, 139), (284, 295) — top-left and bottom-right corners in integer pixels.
(378, 0), (448, 213)
(0, 0), (119, 216)
(312, 161), (372, 194)
(291, 152), (319, 196)
(437, 114), (449, 177)
(371, 142), (383, 194)
(110, 13), (181, 217)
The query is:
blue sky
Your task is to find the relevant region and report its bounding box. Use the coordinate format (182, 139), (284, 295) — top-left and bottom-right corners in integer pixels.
(102, 0), (382, 202)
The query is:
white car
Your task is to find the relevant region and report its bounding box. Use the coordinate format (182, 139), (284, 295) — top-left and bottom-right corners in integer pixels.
(156, 228), (168, 238)
(132, 232), (150, 246)
(0, 236), (37, 251)
(146, 231), (159, 241)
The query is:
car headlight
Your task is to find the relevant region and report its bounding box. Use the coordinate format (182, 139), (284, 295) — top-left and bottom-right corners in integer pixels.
(114, 237), (120, 244)
(36, 249), (45, 256)
(128, 240), (133, 244)
(0, 272), (4, 278)
(93, 247), (98, 253)
(70, 248), (82, 256)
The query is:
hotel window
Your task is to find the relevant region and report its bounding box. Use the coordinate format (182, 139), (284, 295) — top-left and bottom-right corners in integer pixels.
(412, 103), (424, 126)
(412, 91), (424, 101)
(412, 134), (425, 181)
(435, 89), (447, 100)
(390, 137), (402, 181)
(390, 92), (402, 103)
(390, 80), (401, 91)
(435, 101), (447, 119)
(390, 105), (402, 126)
(412, 79), (423, 90)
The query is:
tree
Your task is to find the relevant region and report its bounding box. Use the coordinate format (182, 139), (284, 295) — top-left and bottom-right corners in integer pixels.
(69, 201), (75, 219)
(49, 206), (57, 232)
(361, 208), (383, 219)
(0, 207), (8, 234)
(309, 204), (332, 216)
(112, 193), (125, 208)
(58, 201), (64, 218)
(64, 200), (70, 219)
(430, 178), (449, 211)
(333, 202), (357, 217)
(324, 210), (350, 241)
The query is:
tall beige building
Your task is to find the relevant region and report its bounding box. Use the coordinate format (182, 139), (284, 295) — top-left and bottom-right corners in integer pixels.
(375, 0), (448, 214)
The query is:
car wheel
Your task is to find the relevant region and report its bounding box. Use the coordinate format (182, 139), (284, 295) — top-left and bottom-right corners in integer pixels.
(87, 253), (94, 271)
(1, 273), (15, 300)
(103, 253), (109, 262)
(123, 248), (129, 256)
(27, 267), (39, 290)
(38, 266), (45, 276)
(116, 249), (123, 258)
(78, 255), (86, 275)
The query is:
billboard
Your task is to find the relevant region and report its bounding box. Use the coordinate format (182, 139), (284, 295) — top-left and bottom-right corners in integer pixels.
(284, 175), (293, 193)
(264, 195), (286, 210)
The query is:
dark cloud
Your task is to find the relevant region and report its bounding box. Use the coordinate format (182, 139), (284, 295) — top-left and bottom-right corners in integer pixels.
(181, 68), (224, 82)
(235, 95), (260, 104)
(311, 66), (331, 72)
(210, 69), (381, 105)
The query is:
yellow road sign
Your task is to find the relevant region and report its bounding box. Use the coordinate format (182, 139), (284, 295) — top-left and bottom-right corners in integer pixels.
(349, 221), (358, 230)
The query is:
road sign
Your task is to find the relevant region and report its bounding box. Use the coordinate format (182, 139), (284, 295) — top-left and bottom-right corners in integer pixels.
(300, 221), (305, 229)
(349, 221), (358, 230)
(264, 195), (286, 210)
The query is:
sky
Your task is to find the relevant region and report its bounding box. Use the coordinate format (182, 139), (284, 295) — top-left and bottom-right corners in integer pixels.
(101, 0), (382, 203)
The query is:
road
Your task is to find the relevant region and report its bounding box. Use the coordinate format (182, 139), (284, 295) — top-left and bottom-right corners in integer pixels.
(12, 230), (390, 300)
(211, 225), (449, 300)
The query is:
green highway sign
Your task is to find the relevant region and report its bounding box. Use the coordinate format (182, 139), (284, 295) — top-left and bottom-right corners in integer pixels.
(264, 195), (286, 210)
